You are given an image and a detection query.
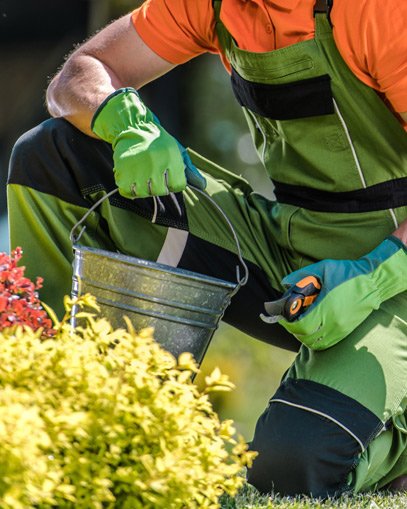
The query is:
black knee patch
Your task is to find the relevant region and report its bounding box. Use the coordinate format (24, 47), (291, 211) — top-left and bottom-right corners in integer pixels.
(247, 379), (384, 497)
(8, 118), (95, 207)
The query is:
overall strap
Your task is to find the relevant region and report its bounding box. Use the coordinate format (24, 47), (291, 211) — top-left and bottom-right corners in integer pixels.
(212, 0), (233, 54)
(212, 0), (222, 22)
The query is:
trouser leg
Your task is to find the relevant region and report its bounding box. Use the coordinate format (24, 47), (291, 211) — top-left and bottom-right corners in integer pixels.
(7, 118), (299, 349)
(8, 119), (114, 316)
(7, 117), (163, 318)
(247, 292), (407, 497)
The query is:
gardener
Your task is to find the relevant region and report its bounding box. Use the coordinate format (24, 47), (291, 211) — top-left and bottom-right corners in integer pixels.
(7, 0), (407, 498)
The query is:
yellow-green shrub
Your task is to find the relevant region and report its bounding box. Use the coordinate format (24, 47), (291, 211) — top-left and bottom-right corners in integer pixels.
(0, 295), (255, 509)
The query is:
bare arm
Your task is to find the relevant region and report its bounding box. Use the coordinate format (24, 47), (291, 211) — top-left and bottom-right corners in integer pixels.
(393, 218), (407, 245)
(46, 14), (176, 137)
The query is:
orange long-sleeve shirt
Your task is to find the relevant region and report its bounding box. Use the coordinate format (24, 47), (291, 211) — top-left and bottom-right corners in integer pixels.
(132, 0), (407, 126)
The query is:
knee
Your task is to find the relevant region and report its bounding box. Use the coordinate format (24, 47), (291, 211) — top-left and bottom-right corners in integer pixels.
(8, 118), (71, 183)
(247, 379), (382, 498)
(10, 118), (68, 159)
(8, 118), (112, 204)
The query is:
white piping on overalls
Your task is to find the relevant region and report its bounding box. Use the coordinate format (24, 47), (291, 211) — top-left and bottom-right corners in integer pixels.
(333, 98), (399, 229)
(269, 398), (386, 453)
(248, 109), (268, 164)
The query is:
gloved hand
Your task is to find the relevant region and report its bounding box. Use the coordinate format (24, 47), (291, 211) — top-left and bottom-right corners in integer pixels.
(279, 236), (407, 350)
(91, 87), (206, 198)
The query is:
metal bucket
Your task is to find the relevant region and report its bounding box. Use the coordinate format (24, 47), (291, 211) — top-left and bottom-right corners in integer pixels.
(70, 187), (248, 366)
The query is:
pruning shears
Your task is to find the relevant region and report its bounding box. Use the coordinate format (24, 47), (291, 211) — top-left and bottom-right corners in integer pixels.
(260, 276), (322, 323)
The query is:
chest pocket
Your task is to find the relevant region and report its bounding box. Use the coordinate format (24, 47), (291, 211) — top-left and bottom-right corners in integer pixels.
(231, 67), (334, 121)
(232, 63), (371, 192)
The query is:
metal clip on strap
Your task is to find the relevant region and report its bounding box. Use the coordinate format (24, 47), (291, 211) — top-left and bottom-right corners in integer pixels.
(313, 0), (333, 23)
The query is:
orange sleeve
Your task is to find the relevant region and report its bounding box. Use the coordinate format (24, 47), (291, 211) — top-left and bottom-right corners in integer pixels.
(131, 0), (221, 64)
(332, 0), (407, 114)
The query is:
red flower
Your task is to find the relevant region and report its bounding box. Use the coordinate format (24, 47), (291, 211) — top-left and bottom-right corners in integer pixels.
(0, 296), (7, 313)
(0, 248), (55, 337)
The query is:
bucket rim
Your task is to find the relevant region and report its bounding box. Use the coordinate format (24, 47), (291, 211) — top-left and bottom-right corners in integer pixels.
(73, 244), (237, 290)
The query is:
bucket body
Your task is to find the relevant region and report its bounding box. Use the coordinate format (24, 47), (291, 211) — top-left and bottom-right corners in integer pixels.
(71, 245), (236, 365)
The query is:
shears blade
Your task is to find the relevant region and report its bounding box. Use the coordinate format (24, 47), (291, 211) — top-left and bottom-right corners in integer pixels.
(260, 275), (322, 324)
(260, 297), (287, 323)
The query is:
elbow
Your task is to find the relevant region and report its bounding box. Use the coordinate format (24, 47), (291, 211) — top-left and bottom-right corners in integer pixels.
(44, 50), (82, 118)
(46, 74), (62, 117)
(44, 52), (84, 119)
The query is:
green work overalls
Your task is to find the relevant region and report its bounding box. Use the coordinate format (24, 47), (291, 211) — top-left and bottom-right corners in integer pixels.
(6, 0), (407, 495)
(209, 1), (407, 492)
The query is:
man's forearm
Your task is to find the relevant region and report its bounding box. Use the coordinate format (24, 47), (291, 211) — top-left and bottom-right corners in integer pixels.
(46, 54), (119, 137)
(45, 14), (176, 137)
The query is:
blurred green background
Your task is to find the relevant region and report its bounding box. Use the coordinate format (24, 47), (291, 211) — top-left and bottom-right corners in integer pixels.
(0, 0), (297, 440)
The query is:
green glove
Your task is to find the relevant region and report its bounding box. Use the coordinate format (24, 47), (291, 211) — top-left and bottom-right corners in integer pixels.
(279, 236), (407, 350)
(91, 87), (206, 198)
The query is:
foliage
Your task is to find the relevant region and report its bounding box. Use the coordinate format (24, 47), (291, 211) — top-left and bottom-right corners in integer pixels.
(0, 293), (256, 508)
(0, 248), (54, 336)
(196, 323), (297, 439)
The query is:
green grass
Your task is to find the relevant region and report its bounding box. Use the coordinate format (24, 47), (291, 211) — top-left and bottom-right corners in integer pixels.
(220, 484), (407, 509)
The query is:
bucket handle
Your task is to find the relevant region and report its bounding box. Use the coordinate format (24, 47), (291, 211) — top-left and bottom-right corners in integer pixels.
(70, 186), (249, 295)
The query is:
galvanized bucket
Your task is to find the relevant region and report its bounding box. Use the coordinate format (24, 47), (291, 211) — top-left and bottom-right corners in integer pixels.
(70, 187), (248, 366)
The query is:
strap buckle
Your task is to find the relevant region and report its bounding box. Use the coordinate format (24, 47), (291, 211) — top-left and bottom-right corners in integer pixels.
(313, 0), (333, 16)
